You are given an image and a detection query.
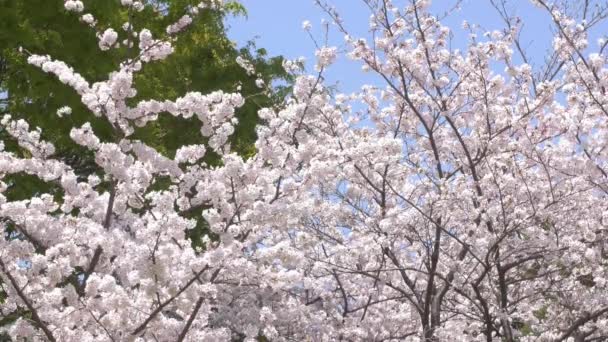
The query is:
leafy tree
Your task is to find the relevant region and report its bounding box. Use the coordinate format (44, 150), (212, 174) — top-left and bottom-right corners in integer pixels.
(0, 0), (287, 190)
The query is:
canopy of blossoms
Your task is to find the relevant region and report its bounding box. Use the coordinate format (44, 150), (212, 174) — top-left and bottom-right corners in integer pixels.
(1, 0), (608, 341)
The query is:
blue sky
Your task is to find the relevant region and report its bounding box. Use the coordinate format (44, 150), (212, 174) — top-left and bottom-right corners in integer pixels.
(226, 0), (607, 93)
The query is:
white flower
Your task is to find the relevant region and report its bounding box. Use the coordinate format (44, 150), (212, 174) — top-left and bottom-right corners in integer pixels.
(166, 15), (193, 34)
(175, 145), (206, 164)
(99, 28), (118, 51)
(80, 13), (95, 26)
(236, 56), (255, 76)
(56, 106), (72, 117)
(132, 1), (144, 11)
(64, 0), (84, 12)
(314, 46), (337, 70)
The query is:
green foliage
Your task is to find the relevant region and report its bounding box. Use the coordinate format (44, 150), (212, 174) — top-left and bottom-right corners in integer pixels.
(1, 0), (288, 159)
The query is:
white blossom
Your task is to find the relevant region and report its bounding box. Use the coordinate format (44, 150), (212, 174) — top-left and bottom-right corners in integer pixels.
(314, 46), (337, 70)
(56, 106), (72, 117)
(64, 0), (84, 13)
(99, 28), (118, 51)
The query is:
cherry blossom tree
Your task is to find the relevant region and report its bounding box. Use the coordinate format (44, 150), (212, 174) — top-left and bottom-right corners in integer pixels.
(266, 0), (608, 340)
(1, 0), (608, 341)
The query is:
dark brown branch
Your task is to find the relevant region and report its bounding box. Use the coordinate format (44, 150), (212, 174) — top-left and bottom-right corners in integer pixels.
(557, 307), (608, 342)
(0, 258), (56, 342)
(176, 296), (205, 342)
(132, 265), (211, 336)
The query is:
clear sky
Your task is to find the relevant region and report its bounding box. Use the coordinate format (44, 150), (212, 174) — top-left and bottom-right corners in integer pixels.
(226, 0), (607, 93)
